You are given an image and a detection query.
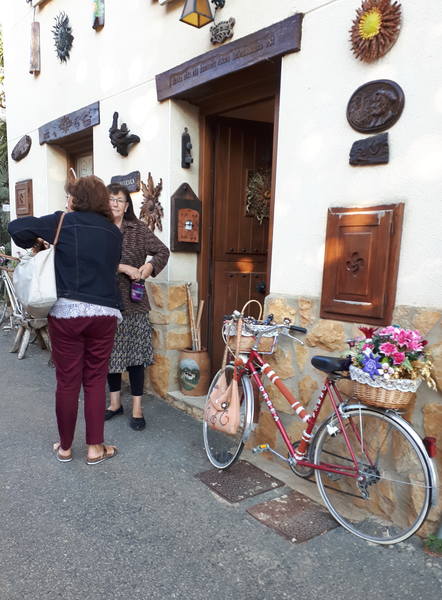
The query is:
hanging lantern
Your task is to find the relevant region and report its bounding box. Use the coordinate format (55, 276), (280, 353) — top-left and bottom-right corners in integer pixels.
(180, 0), (214, 28)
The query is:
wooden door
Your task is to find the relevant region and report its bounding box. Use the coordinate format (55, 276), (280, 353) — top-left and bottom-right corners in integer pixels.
(209, 118), (273, 372)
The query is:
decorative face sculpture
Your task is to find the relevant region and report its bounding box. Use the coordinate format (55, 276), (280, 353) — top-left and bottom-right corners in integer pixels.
(179, 358), (201, 391)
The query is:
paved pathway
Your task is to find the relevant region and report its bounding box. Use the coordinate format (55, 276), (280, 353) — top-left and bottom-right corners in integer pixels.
(0, 327), (441, 599)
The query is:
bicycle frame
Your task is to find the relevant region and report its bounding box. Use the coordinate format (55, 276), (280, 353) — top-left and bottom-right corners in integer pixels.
(0, 266), (24, 321)
(243, 349), (362, 479)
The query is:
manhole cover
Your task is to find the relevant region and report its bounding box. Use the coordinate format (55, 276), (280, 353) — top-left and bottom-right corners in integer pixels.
(247, 490), (338, 543)
(196, 460), (285, 503)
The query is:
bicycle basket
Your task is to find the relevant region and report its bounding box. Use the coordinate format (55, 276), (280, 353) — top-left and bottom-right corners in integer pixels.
(222, 319), (278, 355)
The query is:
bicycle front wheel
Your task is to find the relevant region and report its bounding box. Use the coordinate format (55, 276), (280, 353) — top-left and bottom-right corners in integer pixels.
(203, 364), (254, 469)
(0, 279), (8, 325)
(314, 406), (431, 544)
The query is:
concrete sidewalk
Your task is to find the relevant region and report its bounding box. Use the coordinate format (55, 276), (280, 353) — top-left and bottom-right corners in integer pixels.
(0, 327), (441, 600)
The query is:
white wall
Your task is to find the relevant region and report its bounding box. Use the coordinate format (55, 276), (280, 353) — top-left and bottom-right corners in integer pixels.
(3, 0), (442, 305)
(271, 0), (442, 308)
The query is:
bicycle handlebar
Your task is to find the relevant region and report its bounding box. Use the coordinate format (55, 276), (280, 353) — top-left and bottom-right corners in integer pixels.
(224, 312), (308, 337)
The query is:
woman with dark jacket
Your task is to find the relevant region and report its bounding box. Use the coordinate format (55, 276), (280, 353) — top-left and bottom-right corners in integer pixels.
(8, 175), (122, 465)
(105, 184), (169, 430)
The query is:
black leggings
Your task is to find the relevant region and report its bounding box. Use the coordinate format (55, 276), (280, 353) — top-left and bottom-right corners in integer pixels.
(107, 365), (145, 397)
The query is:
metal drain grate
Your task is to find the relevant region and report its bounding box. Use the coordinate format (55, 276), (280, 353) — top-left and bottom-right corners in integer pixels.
(247, 490), (338, 543)
(196, 460), (285, 503)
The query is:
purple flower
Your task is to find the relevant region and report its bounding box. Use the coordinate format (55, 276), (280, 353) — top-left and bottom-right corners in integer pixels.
(361, 352), (382, 379)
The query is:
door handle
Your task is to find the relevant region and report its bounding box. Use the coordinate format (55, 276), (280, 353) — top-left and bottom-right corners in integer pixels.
(256, 282), (266, 294)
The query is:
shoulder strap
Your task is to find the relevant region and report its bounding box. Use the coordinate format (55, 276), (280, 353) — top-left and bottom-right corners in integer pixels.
(53, 212), (66, 247)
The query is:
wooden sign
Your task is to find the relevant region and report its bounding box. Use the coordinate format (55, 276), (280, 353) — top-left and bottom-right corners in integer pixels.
(110, 171), (141, 193)
(29, 21), (40, 75)
(156, 14), (303, 101)
(170, 183), (201, 252)
(15, 180), (33, 217)
(39, 102), (100, 144)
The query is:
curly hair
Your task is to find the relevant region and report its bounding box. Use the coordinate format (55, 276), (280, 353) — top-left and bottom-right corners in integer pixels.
(66, 175), (114, 221)
(107, 183), (137, 222)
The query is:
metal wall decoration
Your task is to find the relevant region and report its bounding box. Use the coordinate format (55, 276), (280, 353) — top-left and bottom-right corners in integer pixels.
(110, 171), (141, 193)
(350, 0), (402, 63)
(92, 0), (105, 30)
(349, 132), (389, 166)
(245, 169), (271, 225)
(347, 79), (404, 133)
(210, 17), (235, 45)
(11, 136), (32, 162)
(140, 173), (164, 232)
(109, 112), (140, 157)
(181, 128), (193, 168)
(52, 12), (74, 63)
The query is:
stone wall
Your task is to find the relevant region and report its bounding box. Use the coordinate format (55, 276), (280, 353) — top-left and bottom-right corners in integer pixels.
(243, 293), (442, 535)
(145, 281), (193, 398)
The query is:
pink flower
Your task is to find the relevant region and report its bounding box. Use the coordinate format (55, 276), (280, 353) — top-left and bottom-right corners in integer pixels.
(379, 342), (396, 356)
(392, 352), (406, 365)
(362, 343), (374, 351)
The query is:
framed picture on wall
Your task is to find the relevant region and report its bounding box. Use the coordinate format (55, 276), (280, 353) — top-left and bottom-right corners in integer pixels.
(15, 180), (33, 217)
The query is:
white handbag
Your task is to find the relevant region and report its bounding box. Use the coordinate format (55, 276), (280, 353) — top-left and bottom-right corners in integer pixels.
(13, 213), (65, 317)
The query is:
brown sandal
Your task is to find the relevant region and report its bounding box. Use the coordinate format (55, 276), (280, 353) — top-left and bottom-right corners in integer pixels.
(53, 442), (73, 463)
(86, 445), (118, 465)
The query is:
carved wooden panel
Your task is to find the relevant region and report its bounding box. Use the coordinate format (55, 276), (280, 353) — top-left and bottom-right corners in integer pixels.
(320, 203), (404, 325)
(156, 14), (303, 101)
(15, 180), (33, 217)
(38, 102), (100, 145)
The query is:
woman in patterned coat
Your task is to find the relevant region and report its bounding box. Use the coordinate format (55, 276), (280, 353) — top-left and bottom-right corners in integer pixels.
(105, 184), (169, 430)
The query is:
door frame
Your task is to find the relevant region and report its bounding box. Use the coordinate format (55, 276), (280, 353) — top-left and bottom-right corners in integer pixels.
(197, 83), (281, 353)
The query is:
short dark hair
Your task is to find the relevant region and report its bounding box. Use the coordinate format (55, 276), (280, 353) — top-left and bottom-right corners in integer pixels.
(66, 175), (113, 221)
(107, 183), (137, 222)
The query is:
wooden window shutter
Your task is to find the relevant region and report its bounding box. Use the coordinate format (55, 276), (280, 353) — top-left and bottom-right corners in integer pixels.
(320, 203), (404, 325)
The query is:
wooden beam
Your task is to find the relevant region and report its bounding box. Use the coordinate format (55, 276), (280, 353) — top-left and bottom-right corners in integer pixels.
(39, 102), (100, 145)
(156, 14), (303, 102)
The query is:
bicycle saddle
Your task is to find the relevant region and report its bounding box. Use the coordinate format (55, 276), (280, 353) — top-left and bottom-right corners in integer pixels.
(311, 355), (351, 374)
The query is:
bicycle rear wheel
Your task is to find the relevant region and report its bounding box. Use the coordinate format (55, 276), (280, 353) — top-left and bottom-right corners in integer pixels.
(203, 364), (254, 469)
(314, 406), (432, 544)
(0, 279), (8, 325)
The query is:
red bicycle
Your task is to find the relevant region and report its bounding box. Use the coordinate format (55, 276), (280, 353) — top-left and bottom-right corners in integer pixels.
(203, 310), (438, 545)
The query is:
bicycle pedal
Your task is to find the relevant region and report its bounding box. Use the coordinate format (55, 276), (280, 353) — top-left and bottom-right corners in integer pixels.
(252, 443), (270, 454)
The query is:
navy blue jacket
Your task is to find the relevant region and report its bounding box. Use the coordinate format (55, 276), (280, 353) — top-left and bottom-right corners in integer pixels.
(8, 211), (122, 309)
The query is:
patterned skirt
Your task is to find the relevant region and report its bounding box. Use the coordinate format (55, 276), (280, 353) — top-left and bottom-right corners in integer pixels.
(108, 312), (153, 373)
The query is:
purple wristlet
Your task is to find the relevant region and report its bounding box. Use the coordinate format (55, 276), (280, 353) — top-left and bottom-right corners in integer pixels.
(130, 280), (145, 302)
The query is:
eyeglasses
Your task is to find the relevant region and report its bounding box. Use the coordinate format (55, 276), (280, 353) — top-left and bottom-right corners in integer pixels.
(109, 197), (127, 205)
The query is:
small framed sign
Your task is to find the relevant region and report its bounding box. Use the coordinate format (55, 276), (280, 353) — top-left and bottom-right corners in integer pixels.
(15, 180), (33, 217)
(110, 171), (141, 193)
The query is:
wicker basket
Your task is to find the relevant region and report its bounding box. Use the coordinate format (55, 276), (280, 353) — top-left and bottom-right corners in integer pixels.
(227, 332), (276, 354)
(349, 365), (421, 409)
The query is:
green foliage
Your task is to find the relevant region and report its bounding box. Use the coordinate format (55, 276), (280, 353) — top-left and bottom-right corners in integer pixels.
(424, 534), (442, 555)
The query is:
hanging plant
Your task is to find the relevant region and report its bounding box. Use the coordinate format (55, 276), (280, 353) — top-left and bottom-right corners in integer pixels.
(52, 12), (74, 63)
(350, 0), (402, 63)
(245, 169), (271, 225)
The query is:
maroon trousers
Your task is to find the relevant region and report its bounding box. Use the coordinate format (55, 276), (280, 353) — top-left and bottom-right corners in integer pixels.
(48, 316), (118, 450)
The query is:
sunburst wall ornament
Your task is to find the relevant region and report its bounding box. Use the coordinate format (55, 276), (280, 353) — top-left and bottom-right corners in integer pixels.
(140, 173), (164, 232)
(350, 0), (402, 63)
(52, 12), (74, 63)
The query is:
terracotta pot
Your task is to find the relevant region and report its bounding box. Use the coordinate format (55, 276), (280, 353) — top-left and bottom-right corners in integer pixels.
(178, 348), (211, 396)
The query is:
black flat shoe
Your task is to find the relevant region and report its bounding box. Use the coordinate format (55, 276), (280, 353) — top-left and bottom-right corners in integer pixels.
(129, 415), (146, 431)
(104, 406), (124, 421)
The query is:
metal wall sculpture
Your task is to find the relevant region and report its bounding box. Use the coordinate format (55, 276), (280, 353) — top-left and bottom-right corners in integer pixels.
(11, 136), (32, 162)
(210, 17), (235, 44)
(245, 169), (271, 225)
(52, 12), (74, 63)
(140, 173), (164, 232)
(347, 79), (404, 133)
(350, 133), (389, 166)
(109, 112), (140, 157)
(350, 0), (402, 62)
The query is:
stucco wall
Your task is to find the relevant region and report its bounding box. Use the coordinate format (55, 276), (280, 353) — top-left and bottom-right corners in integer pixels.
(272, 0), (442, 308)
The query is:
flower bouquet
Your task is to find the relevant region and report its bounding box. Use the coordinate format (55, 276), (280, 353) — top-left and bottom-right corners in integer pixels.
(348, 326), (435, 409)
